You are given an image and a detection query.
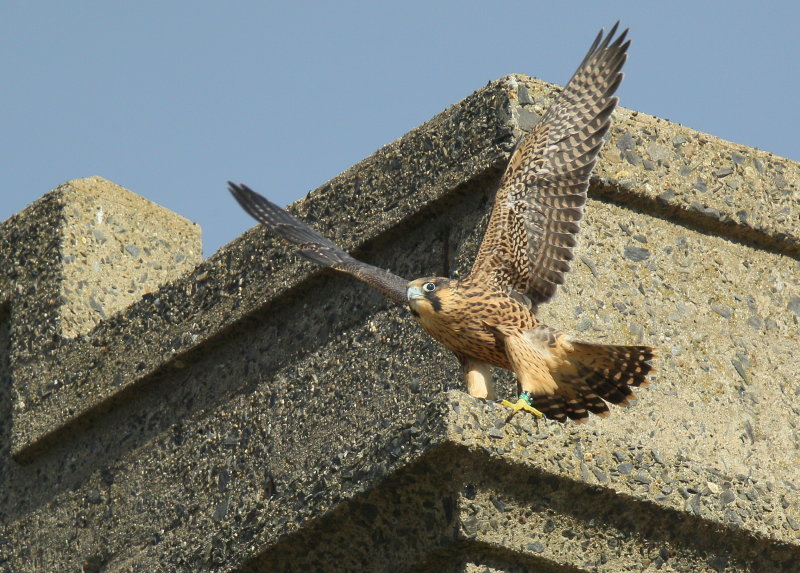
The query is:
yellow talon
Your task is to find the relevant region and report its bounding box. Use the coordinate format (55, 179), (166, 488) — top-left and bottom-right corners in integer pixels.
(501, 396), (544, 422)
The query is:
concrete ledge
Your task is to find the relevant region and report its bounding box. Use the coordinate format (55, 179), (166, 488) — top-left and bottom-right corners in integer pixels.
(0, 74), (797, 571)
(60, 393), (800, 571)
(245, 392), (799, 572)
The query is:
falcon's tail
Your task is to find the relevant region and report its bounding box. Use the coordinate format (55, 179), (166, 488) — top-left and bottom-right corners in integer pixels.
(532, 340), (656, 423)
(567, 341), (656, 401)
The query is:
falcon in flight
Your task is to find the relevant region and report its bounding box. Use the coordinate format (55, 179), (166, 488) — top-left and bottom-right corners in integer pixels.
(230, 23), (655, 423)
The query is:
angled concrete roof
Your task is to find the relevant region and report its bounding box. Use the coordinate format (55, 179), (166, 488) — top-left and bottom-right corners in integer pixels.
(0, 74), (798, 571)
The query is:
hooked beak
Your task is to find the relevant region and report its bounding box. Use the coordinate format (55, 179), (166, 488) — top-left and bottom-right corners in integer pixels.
(407, 284), (424, 301)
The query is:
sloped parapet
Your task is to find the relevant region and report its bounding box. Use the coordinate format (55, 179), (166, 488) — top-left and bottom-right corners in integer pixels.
(1, 176), (201, 457)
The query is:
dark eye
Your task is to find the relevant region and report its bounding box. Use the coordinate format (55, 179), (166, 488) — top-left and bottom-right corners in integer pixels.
(423, 282), (436, 293)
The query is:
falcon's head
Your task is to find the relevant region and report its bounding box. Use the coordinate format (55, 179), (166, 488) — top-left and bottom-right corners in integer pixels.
(406, 277), (453, 317)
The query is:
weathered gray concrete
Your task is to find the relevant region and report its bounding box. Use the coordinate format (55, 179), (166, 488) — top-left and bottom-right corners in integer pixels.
(0, 74), (797, 572)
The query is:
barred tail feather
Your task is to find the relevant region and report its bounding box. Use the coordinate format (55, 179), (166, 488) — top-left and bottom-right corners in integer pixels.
(569, 341), (656, 405)
(534, 340), (656, 423)
(531, 392), (610, 424)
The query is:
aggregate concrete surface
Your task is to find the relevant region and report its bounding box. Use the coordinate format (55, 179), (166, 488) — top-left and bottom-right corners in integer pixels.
(0, 75), (797, 571)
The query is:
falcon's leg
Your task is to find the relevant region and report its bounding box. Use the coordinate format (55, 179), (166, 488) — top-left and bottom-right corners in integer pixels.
(458, 356), (496, 399)
(499, 334), (557, 420)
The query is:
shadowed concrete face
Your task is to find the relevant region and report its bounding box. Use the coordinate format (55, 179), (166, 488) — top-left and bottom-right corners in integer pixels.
(0, 74), (797, 571)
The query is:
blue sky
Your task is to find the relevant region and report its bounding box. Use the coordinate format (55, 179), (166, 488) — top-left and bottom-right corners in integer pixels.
(2, 2), (797, 258)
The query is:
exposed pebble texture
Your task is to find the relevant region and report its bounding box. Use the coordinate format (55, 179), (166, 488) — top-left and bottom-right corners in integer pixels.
(0, 75), (797, 571)
(1, 176), (201, 456)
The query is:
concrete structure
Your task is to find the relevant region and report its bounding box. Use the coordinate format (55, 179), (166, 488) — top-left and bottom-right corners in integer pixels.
(0, 75), (798, 572)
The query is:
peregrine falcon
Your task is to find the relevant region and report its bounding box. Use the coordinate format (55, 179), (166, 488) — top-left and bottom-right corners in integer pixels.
(229, 23), (655, 423)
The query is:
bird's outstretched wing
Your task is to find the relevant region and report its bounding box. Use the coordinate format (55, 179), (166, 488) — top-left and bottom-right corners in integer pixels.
(467, 23), (629, 306)
(229, 182), (409, 304)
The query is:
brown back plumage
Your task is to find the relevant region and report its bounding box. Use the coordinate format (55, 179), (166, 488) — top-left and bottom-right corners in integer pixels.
(468, 23), (629, 306)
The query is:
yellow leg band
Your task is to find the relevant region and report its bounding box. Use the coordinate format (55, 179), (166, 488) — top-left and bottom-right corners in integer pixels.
(501, 396), (544, 421)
